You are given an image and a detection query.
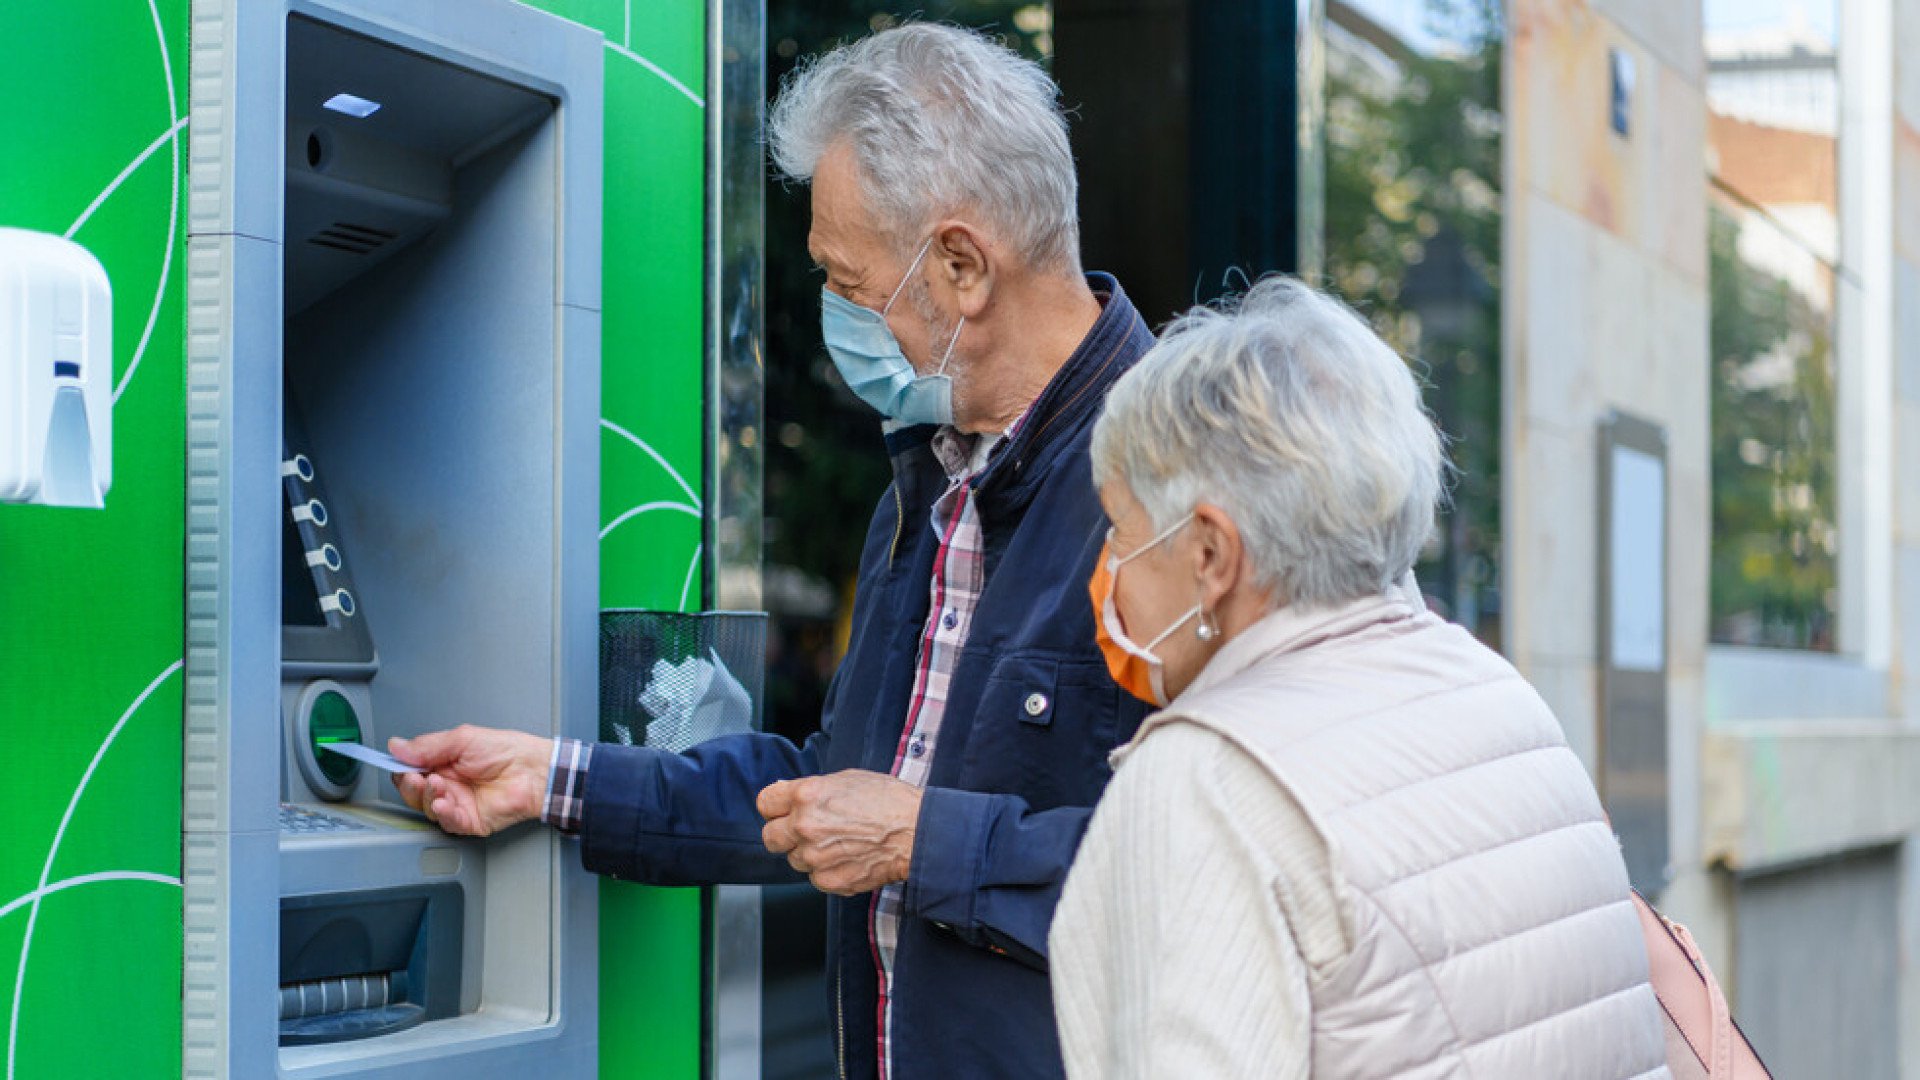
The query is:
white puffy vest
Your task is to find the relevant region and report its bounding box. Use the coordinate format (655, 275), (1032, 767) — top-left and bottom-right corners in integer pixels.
(1159, 599), (1672, 1080)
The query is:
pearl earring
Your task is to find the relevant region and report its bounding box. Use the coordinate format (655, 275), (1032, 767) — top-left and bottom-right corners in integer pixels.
(1195, 611), (1219, 642)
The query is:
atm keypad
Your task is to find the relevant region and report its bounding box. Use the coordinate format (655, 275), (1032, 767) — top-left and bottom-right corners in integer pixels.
(279, 802), (371, 834)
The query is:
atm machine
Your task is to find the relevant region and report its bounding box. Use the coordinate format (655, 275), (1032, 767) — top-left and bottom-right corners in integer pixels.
(184, 1), (602, 1074)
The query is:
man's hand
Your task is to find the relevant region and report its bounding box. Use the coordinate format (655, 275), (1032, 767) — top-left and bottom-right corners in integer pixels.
(388, 725), (553, 837)
(757, 770), (923, 896)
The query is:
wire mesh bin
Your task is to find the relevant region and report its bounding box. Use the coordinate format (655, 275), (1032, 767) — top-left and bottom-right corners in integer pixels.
(600, 609), (767, 752)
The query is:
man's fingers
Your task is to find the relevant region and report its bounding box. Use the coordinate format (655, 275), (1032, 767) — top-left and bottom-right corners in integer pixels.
(421, 775), (448, 822)
(757, 780), (796, 820)
(812, 868), (857, 897)
(389, 730), (464, 769)
(392, 771), (429, 810)
(424, 777), (489, 837)
(762, 816), (799, 855)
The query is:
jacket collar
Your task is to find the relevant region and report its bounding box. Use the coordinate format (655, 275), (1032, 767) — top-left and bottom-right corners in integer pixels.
(882, 273), (1152, 512)
(1111, 575), (1426, 766)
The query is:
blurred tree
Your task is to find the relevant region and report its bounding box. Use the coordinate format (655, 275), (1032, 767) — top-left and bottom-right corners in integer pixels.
(1706, 202), (1838, 650)
(1323, 0), (1504, 644)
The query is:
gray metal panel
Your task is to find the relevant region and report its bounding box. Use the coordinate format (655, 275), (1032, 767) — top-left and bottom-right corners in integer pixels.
(183, 229), (288, 1078)
(184, 829), (286, 1077)
(1597, 410), (1670, 894)
(189, 0), (288, 243)
(285, 16), (550, 163)
(1706, 646), (1892, 721)
(557, 294), (603, 1058)
(1734, 848), (1900, 1080)
(554, 29), (604, 314)
(560, 300), (605, 744)
(284, 118), (564, 766)
(285, 0), (605, 312)
(279, 404), (378, 667)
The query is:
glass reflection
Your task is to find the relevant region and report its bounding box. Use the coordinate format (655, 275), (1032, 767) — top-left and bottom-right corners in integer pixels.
(1324, 0), (1504, 646)
(1705, 0), (1840, 650)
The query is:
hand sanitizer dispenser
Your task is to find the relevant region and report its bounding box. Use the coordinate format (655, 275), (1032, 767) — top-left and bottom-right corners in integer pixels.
(0, 227), (112, 509)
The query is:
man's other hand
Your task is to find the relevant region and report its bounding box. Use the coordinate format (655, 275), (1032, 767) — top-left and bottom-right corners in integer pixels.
(389, 725), (553, 837)
(757, 770), (923, 896)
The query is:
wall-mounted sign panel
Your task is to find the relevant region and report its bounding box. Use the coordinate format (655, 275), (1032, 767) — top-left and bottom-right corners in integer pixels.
(1598, 410), (1670, 894)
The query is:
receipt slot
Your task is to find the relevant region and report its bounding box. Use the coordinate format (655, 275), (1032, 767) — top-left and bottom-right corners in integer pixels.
(184, 1), (602, 1076)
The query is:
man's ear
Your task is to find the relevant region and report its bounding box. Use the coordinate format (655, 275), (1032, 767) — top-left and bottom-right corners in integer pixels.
(1190, 503), (1246, 611)
(932, 219), (992, 319)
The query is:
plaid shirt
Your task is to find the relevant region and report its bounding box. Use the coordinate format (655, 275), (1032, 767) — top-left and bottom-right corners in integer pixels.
(543, 737), (592, 834)
(869, 424), (1005, 1078)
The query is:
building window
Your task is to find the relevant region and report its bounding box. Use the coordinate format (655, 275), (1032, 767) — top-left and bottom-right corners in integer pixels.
(1322, 0), (1504, 647)
(1706, 1), (1842, 651)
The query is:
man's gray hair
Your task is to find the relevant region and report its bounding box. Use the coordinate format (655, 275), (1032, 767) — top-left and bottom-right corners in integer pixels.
(1091, 277), (1446, 610)
(767, 23), (1080, 272)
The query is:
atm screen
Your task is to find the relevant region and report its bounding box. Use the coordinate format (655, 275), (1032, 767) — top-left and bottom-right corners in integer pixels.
(281, 491), (328, 628)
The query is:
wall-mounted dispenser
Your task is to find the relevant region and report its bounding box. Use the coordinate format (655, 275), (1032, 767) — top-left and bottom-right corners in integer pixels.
(0, 227), (112, 509)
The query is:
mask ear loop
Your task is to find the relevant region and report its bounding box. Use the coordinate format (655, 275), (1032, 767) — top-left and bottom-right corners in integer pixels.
(883, 235), (939, 316)
(1117, 513), (1195, 567)
(1111, 513), (1200, 654)
(934, 317), (965, 376)
(1143, 605), (1200, 652)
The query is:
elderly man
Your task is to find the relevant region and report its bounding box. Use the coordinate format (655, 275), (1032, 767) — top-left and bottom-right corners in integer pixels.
(390, 23), (1154, 1080)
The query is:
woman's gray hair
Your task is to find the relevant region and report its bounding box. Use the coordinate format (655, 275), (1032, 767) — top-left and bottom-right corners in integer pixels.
(1091, 277), (1447, 610)
(767, 23), (1080, 273)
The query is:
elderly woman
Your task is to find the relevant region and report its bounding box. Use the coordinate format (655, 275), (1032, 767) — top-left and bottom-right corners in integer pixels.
(1049, 279), (1670, 1079)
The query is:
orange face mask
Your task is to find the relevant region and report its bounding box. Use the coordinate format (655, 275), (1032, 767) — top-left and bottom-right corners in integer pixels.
(1090, 516), (1197, 707)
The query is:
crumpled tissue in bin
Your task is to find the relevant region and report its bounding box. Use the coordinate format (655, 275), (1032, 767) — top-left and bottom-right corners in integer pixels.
(638, 647), (753, 750)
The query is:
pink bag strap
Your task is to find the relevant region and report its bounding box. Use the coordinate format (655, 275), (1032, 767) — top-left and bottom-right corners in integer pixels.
(1658, 910), (1734, 1077)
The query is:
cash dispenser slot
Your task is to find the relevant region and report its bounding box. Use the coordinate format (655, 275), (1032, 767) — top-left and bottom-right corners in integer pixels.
(278, 885), (463, 1047)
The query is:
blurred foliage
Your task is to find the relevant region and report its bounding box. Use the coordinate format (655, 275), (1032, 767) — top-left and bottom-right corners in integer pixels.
(1707, 202), (1838, 650)
(1323, 0), (1504, 643)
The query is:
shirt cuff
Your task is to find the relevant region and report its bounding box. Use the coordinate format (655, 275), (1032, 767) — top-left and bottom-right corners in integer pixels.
(542, 737), (593, 835)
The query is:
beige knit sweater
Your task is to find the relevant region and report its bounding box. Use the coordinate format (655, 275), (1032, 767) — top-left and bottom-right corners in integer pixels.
(1050, 719), (1331, 1079)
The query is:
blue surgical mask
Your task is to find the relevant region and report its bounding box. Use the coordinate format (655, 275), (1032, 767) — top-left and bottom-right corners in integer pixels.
(821, 236), (965, 426)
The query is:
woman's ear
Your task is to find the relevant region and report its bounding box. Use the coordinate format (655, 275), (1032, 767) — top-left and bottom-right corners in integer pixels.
(932, 219), (992, 319)
(1190, 503), (1245, 610)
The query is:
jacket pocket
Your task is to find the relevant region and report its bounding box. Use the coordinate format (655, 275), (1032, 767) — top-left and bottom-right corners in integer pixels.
(959, 653), (1120, 811)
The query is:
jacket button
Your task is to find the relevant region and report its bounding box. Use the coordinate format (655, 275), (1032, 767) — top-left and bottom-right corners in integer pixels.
(1024, 693), (1048, 717)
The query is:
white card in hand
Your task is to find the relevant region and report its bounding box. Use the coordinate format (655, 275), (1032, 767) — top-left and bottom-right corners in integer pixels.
(319, 741), (424, 774)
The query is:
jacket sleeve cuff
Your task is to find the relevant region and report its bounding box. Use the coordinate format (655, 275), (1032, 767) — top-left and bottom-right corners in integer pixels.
(903, 785), (992, 936)
(578, 742), (659, 879)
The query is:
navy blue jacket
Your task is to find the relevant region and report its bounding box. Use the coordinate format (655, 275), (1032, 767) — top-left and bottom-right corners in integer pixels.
(578, 275), (1156, 1078)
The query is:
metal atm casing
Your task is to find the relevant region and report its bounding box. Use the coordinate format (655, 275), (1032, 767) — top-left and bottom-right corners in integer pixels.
(183, 0), (601, 1075)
